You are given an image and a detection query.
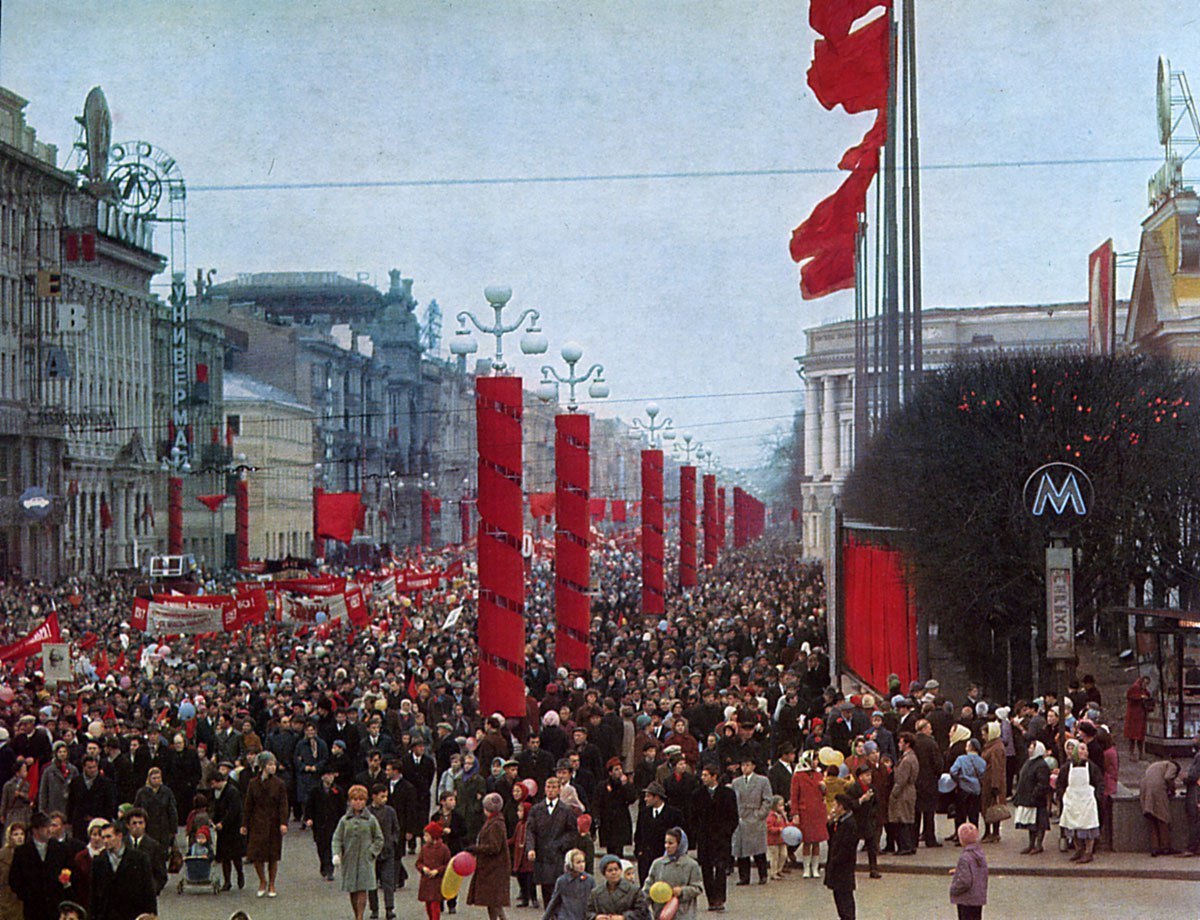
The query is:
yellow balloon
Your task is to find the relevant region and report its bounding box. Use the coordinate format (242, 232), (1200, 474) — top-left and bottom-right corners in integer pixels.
(830, 750), (845, 767)
(818, 746), (836, 766)
(441, 864), (462, 901)
(649, 881), (673, 904)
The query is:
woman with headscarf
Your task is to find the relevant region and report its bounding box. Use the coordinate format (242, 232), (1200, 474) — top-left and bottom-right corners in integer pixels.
(332, 784), (384, 920)
(979, 722), (1007, 843)
(0, 822), (26, 920)
(467, 792), (512, 920)
(643, 827), (702, 920)
(1140, 759), (1181, 855)
(455, 752), (487, 842)
(1056, 739), (1102, 863)
(1013, 740), (1051, 854)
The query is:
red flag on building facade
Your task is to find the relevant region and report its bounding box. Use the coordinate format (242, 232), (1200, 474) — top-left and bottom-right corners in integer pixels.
(315, 491), (365, 543)
(99, 496), (113, 531)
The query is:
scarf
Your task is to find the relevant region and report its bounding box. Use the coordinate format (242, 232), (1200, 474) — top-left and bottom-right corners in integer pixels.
(664, 828), (689, 861)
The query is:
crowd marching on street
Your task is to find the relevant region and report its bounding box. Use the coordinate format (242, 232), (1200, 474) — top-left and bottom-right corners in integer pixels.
(0, 539), (1192, 920)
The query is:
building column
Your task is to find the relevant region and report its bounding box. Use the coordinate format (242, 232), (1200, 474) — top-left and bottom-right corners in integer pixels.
(804, 378), (821, 478)
(822, 375), (839, 476)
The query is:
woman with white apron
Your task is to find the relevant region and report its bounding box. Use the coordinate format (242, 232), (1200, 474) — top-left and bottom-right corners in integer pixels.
(1058, 739), (1101, 863)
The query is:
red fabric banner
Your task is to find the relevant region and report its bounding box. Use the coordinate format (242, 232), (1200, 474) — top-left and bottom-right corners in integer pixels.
(555, 413), (591, 671)
(196, 494), (227, 513)
(0, 612), (61, 662)
(641, 450), (664, 616)
(316, 491), (364, 543)
(99, 495), (113, 531)
(611, 500), (627, 523)
(807, 14), (889, 115)
(718, 487), (726, 549)
(589, 498), (607, 521)
(702, 474), (718, 567)
(529, 492), (555, 520)
(460, 498), (472, 543)
(810, 0), (889, 41)
(234, 583), (268, 627)
(679, 466), (698, 588)
(476, 376), (526, 716)
(235, 478), (250, 569)
(842, 535), (918, 693)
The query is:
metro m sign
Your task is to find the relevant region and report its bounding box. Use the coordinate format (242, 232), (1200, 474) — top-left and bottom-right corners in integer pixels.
(1023, 463), (1093, 521)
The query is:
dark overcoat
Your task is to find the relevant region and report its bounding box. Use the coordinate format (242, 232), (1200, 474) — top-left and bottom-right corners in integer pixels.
(467, 812), (511, 907)
(242, 773), (289, 863)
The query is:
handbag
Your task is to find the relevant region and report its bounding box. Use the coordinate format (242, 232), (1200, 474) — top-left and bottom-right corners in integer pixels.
(167, 845), (184, 874)
(984, 803), (1012, 824)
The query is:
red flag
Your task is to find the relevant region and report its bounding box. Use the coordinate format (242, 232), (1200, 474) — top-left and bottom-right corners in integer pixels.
(196, 494), (227, 513)
(837, 110), (886, 172)
(75, 696), (84, 730)
(113, 651), (126, 674)
(529, 492), (555, 520)
(99, 495), (113, 531)
(801, 244), (858, 299)
(807, 14), (889, 115)
(0, 612), (62, 662)
(810, 0), (889, 41)
(77, 632), (98, 651)
(398, 614), (412, 645)
(406, 674), (417, 699)
(144, 498), (155, 529)
(589, 498), (607, 521)
(611, 500), (627, 523)
(95, 649), (110, 680)
(315, 491), (364, 543)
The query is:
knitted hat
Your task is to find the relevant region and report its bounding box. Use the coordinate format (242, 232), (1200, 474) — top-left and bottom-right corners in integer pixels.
(424, 821), (444, 839)
(598, 854), (621, 873)
(957, 822), (980, 846)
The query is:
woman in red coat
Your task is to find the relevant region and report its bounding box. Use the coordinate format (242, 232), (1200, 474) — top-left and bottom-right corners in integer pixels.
(417, 821), (451, 920)
(789, 751), (828, 879)
(1124, 675), (1153, 762)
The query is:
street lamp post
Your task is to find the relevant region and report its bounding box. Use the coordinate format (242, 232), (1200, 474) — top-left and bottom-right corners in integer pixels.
(538, 342), (609, 671)
(450, 285), (548, 717)
(674, 434), (699, 590)
(631, 404), (673, 618)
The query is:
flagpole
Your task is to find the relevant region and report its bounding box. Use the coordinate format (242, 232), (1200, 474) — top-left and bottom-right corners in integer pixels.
(906, 0), (924, 384)
(883, 0), (900, 417)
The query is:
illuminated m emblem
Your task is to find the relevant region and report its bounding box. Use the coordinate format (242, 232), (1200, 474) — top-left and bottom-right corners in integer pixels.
(1031, 471), (1087, 516)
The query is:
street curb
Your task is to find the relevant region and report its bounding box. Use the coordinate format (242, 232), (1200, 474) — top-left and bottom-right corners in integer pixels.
(863, 862), (1200, 882)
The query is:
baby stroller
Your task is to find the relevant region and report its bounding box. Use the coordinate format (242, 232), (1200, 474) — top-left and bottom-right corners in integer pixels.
(177, 824), (221, 895)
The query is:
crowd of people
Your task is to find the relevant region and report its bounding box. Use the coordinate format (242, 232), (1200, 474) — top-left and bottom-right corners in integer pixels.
(0, 538), (1192, 920)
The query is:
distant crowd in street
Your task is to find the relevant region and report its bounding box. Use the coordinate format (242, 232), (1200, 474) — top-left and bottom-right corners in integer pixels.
(0, 537), (1192, 920)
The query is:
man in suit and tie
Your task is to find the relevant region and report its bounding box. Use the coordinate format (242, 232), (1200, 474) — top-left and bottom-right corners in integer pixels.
(124, 808), (168, 895)
(90, 820), (157, 920)
(634, 780), (683, 884)
(525, 775), (575, 908)
(9, 812), (69, 920)
(691, 764), (739, 912)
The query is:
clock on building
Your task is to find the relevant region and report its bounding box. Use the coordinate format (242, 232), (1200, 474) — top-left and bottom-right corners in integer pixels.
(106, 141), (185, 218)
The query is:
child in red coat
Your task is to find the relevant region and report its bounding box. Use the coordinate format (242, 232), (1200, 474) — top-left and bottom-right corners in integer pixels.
(509, 801), (536, 908)
(417, 821), (452, 920)
(766, 795), (788, 880)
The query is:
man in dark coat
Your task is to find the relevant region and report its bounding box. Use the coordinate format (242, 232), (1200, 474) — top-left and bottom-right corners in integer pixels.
(824, 795), (859, 920)
(404, 740), (436, 853)
(209, 770), (245, 890)
(67, 756), (116, 838)
(594, 759), (638, 856)
(524, 775), (575, 908)
(634, 781), (683, 884)
(90, 819), (157, 920)
(304, 768), (346, 881)
(517, 734), (555, 793)
(690, 763), (738, 912)
(912, 720), (943, 849)
(9, 812), (70, 920)
(124, 808), (167, 895)
(385, 758), (419, 851)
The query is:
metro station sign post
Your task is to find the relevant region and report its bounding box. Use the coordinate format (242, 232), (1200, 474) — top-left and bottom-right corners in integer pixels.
(1024, 462), (1092, 751)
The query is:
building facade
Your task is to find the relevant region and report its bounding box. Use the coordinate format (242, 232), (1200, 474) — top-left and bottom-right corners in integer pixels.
(797, 302), (1127, 559)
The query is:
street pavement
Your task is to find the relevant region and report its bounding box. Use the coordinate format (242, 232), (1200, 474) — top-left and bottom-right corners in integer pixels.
(159, 821), (1200, 920)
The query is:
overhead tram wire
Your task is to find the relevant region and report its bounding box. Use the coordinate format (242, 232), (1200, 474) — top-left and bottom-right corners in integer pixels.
(186, 155), (1165, 194)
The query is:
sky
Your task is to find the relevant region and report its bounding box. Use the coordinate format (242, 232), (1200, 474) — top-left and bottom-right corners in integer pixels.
(0, 1), (1195, 468)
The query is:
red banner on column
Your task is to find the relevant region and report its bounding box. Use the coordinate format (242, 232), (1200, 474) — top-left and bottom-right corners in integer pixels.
(460, 497), (473, 544)
(313, 486), (325, 559)
(734, 487), (747, 548)
(555, 414), (591, 671)
(680, 466), (697, 588)
(236, 478), (250, 569)
(168, 476), (183, 555)
(476, 376), (526, 717)
(718, 487), (727, 551)
(702, 474), (718, 567)
(641, 450), (664, 616)
(421, 490), (434, 547)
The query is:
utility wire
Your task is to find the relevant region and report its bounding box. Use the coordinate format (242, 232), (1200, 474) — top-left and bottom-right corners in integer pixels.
(187, 155), (1163, 194)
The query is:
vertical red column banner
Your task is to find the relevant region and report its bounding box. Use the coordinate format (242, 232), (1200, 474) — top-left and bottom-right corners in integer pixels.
(702, 474), (717, 567)
(641, 450), (664, 616)
(555, 414), (591, 671)
(476, 376), (526, 717)
(733, 487), (746, 549)
(168, 477), (184, 555)
(460, 497), (472, 545)
(236, 478), (250, 569)
(679, 466), (698, 588)
(313, 486), (325, 559)
(421, 491), (433, 547)
(718, 487), (727, 550)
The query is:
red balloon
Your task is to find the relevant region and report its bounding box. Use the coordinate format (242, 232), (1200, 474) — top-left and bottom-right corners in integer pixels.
(660, 895), (679, 920)
(0, 687), (14, 704)
(451, 851), (476, 876)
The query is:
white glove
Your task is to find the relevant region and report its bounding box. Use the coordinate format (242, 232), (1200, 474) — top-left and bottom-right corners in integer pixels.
(332, 854), (341, 867)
